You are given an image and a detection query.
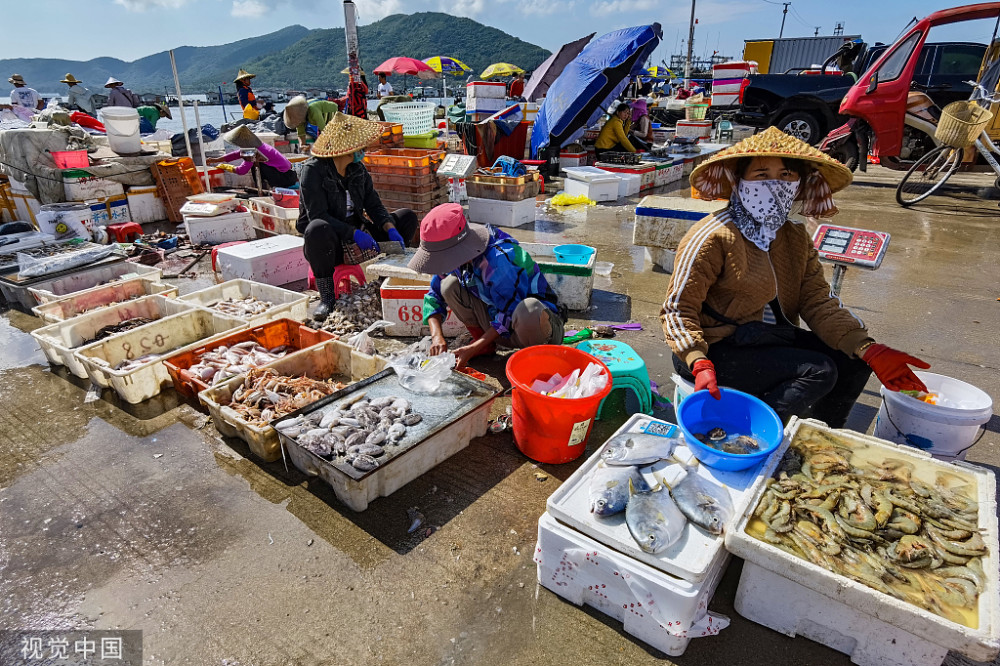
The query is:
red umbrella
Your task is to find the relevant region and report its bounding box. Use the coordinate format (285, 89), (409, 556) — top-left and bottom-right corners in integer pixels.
(372, 57), (436, 93)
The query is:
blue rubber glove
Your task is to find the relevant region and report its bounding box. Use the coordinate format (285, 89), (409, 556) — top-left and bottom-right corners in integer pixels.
(353, 229), (379, 253)
(386, 227), (406, 246)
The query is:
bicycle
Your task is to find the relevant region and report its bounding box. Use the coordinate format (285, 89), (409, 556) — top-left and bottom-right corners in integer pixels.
(895, 80), (1000, 206)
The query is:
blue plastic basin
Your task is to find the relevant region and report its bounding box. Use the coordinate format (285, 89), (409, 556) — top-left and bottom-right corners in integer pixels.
(676, 388), (784, 471)
(553, 244), (596, 264)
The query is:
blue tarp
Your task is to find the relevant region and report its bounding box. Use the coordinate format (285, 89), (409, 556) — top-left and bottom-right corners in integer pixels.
(531, 24), (662, 158)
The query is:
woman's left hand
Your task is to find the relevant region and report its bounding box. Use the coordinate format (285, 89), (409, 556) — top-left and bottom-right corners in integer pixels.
(862, 344), (930, 392)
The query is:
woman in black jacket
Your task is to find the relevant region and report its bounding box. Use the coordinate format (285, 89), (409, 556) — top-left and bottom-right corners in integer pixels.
(297, 112), (418, 320)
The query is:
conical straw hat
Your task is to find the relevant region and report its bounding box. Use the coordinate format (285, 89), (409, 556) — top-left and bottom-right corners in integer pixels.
(282, 95), (308, 128)
(690, 126), (853, 201)
(310, 112), (383, 158)
(234, 69), (256, 82)
(222, 125), (263, 150)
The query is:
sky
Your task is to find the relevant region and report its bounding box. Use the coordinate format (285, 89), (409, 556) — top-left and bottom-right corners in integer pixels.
(0, 0), (989, 65)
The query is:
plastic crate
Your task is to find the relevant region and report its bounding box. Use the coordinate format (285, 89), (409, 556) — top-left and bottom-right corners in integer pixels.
(32, 278), (178, 324)
(174, 278), (309, 325)
(198, 339), (387, 461)
(466, 172), (540, 201)
(403, 131), (439, 149)
(248, 196), (301, 236)
(364, 148), (446, 169)
(377, 188), (447, 206)
(369, 172), (445, 191)
(27, 261), (162, 305)
(380, 102), (436, 136)
(367, 121), (406, 150)
(163, 318), (336, 399)
(152, 158), (205, 223)
(364, 163), (434, 177)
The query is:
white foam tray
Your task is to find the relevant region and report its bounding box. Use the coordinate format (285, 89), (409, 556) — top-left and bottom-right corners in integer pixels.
(726, 417), (1000, 665)
(173, 278), (309, 325)
(546, 413), (787, 583)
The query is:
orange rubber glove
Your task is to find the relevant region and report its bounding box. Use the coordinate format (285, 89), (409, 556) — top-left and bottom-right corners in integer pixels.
(862, 343), (930, 393)
(692, 359), (721, 400)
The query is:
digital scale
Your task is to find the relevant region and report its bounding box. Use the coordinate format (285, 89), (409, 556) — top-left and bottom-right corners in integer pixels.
(436, 154), (478, 178)
(812, 224), (890, 295)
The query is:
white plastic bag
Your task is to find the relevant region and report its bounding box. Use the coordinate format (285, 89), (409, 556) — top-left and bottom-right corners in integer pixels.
(17, 245), (116, 278)
(345, 319), (392, 356)
(532, 362), (608, 399)
(388, 336), (456, 393)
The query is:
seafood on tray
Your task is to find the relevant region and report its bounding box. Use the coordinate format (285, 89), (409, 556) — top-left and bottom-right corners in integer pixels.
(226, 368), (344, 428)
(749, 423), (988, 627)
(84, 316), (156, 345)
(206, 295), (274, 318)
(309, 281), (383, 337)
(188, 341), (291, 386)
(276, 393), (424, 472)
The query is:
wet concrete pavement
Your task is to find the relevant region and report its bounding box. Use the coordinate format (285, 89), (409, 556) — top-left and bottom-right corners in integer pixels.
(1, 170), (999, 665)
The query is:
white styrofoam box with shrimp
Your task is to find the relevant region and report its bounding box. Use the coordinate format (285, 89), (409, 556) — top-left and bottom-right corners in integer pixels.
(379, 277), (465, 337)
(726, 417), (1000, 666)
(74, 309), (244, 404)
(545, 413), (788, 584)
(174, 279), (309, 325)
(31, 294), (197, 379)
(535, 511), (730, 657)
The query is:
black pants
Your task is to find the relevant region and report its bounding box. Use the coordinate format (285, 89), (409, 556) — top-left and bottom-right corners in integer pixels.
(302, 208), (418, 278)
(673, 329), (872, 428)
(595, 143), (630, 160)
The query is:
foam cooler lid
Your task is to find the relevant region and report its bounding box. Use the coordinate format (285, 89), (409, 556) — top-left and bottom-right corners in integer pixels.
(635, 195), (724, 220)
(563, 166), (621, 183)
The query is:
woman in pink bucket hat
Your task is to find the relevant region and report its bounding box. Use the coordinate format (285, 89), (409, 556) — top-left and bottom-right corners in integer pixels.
(408, 203), (564, 369)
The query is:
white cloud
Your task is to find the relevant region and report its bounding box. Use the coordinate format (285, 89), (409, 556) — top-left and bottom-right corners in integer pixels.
(231, 0), (269, 17)
(113, 0), (192, 10)
(444, 0), (486, 18)
(590, 0), (657, 16)
(355, 0), (406, 22)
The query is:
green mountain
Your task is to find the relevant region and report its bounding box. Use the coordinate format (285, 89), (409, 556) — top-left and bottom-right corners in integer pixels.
(0, 13), (550, 95)
(0, 26), (311, 94)
(243, 13), (551, 90)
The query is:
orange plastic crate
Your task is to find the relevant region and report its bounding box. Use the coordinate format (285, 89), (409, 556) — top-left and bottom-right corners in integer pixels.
(369, 172), (444, 190)
(364, 163), (434, 177)
(378, 188), (448, 206)
(153, 157), (205, 223)
(364, 148), (446, 169)
(163, 318), (336, 399)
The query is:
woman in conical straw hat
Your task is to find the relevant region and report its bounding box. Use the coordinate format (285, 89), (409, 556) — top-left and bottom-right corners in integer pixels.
(296, 112), (418, 321)
(234, 68), (257, 111)
(661, 127), (929, 427)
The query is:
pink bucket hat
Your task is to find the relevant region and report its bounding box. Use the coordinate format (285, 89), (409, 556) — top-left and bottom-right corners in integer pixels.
(407, 203), (489, 275)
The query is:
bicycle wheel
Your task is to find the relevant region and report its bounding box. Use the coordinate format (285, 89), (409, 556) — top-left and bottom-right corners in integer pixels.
(895, 145), (964, 207)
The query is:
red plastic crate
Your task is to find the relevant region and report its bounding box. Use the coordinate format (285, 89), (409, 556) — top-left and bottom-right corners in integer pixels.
(163, 318), (336, 399)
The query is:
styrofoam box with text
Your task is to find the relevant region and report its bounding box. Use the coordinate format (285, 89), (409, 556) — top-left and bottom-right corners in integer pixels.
(216, 234), (309, 286)
(380, 277), (465, 337)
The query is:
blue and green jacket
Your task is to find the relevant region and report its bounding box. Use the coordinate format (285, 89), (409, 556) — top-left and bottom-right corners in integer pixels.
(423, 226), (559, 336)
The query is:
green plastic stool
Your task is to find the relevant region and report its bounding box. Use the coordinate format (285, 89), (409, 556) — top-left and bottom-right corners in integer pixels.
(576, 340), (654, 418)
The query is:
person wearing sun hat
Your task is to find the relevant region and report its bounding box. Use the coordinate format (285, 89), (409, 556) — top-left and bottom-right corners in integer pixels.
(7, 74), (42, 121)
(234, 68), (257, 111)
(409, 204), (563, 369)
(208, 125), (296, 191)
(297, 112), (418, 321)
(104, 77), (140, 108)
(136, 102), (171, 133)
(283, 95), (341, 149)
(60, 74), (95, 115)
(661, 126), (929, 427)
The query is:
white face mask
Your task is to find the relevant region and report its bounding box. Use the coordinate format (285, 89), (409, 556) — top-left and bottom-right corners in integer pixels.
(734, 178), (800, 251)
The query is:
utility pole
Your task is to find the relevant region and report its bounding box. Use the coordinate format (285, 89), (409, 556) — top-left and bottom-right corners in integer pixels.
(685, 0), (696, 88)
(779, 2), (790, 38)
(814, 27), (820, 36)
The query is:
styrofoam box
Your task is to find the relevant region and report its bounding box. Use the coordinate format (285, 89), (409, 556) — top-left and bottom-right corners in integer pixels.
(676, 120), (712, 141)
(617, 173), (641, 197)
(199, 339), (387, 462)
(31, 294), (196, 379)
(559, 151), (587, 169)
(255, 131), (279, 146)
(175, 278), (309, 325)
(727, 417), (1000, 666)
(712, 61), (756, 78)
(127, 185), (168, 225)
(380, 276), (466, 337)
(27, 261), (162, 305)
(682, 157), (696, 176)
(646, 247), (676, 272)
(711, 93), (741, 108)
(75, 309), (244, 403)
(563, 176), (619, 203)
(467, 196), (537, 228)
(466, 81), (506, 99)
(519, 241), (594, 311)
(466, 97), (508, 114)
(8, 176), (29, 194)
(536, 511), (729, 657)
(184, 211), (256, 245)
(546, 413), (787, 583)
(32, 279), (178, 324)
(216, 234), (308, 286)
(63, 173), (125, 201)
(633, 195), (724, 250)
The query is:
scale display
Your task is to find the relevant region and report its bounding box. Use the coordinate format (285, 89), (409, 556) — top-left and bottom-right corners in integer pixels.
(813, 224), (889, 270)
(436, 154), (478, 178)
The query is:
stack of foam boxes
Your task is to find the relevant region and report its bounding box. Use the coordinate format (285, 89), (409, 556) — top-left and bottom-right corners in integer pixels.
(61, 169), (134, 233)
(632, 195), (724, 272)
(466, 81), (509, 123)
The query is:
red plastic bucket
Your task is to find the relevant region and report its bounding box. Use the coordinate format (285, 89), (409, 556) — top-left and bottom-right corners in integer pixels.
(51, 149), (89, 169)
(505, 345), (612, 464)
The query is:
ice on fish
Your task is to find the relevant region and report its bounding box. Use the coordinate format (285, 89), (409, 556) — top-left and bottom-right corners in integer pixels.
(589, 462), (647, 517)
(601, 432), (679, 466)
(625, 479), (687, 554)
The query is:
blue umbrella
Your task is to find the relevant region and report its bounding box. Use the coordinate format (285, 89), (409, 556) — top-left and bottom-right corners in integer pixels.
(531, 24), (662, 158)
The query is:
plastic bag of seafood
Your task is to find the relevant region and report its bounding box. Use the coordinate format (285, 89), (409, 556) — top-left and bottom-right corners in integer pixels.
(726, 417), (999, 666)
(387, 336), (457, 393)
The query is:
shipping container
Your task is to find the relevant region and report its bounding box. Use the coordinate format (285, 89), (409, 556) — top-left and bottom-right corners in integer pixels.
(743, 35), (860, 74)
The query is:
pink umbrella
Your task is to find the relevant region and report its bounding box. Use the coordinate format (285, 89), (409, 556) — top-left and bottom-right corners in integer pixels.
(373, 57), (436, 93)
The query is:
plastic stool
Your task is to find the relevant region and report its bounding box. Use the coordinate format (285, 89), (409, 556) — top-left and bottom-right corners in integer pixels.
(576, 340), (654, 419)
(333, 264), (366, 297)
(106, 221), (143, 243)
(211, 241), (248, 272)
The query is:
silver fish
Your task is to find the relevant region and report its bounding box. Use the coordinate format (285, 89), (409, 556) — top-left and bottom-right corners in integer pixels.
(625, 479), (687, 554)
(601, 433), (679, 466)
(664, 467), (734, 535)
(589, 462), (646, 516)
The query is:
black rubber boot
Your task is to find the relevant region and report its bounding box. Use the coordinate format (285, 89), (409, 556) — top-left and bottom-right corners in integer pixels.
(312, 276), (336, 322)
